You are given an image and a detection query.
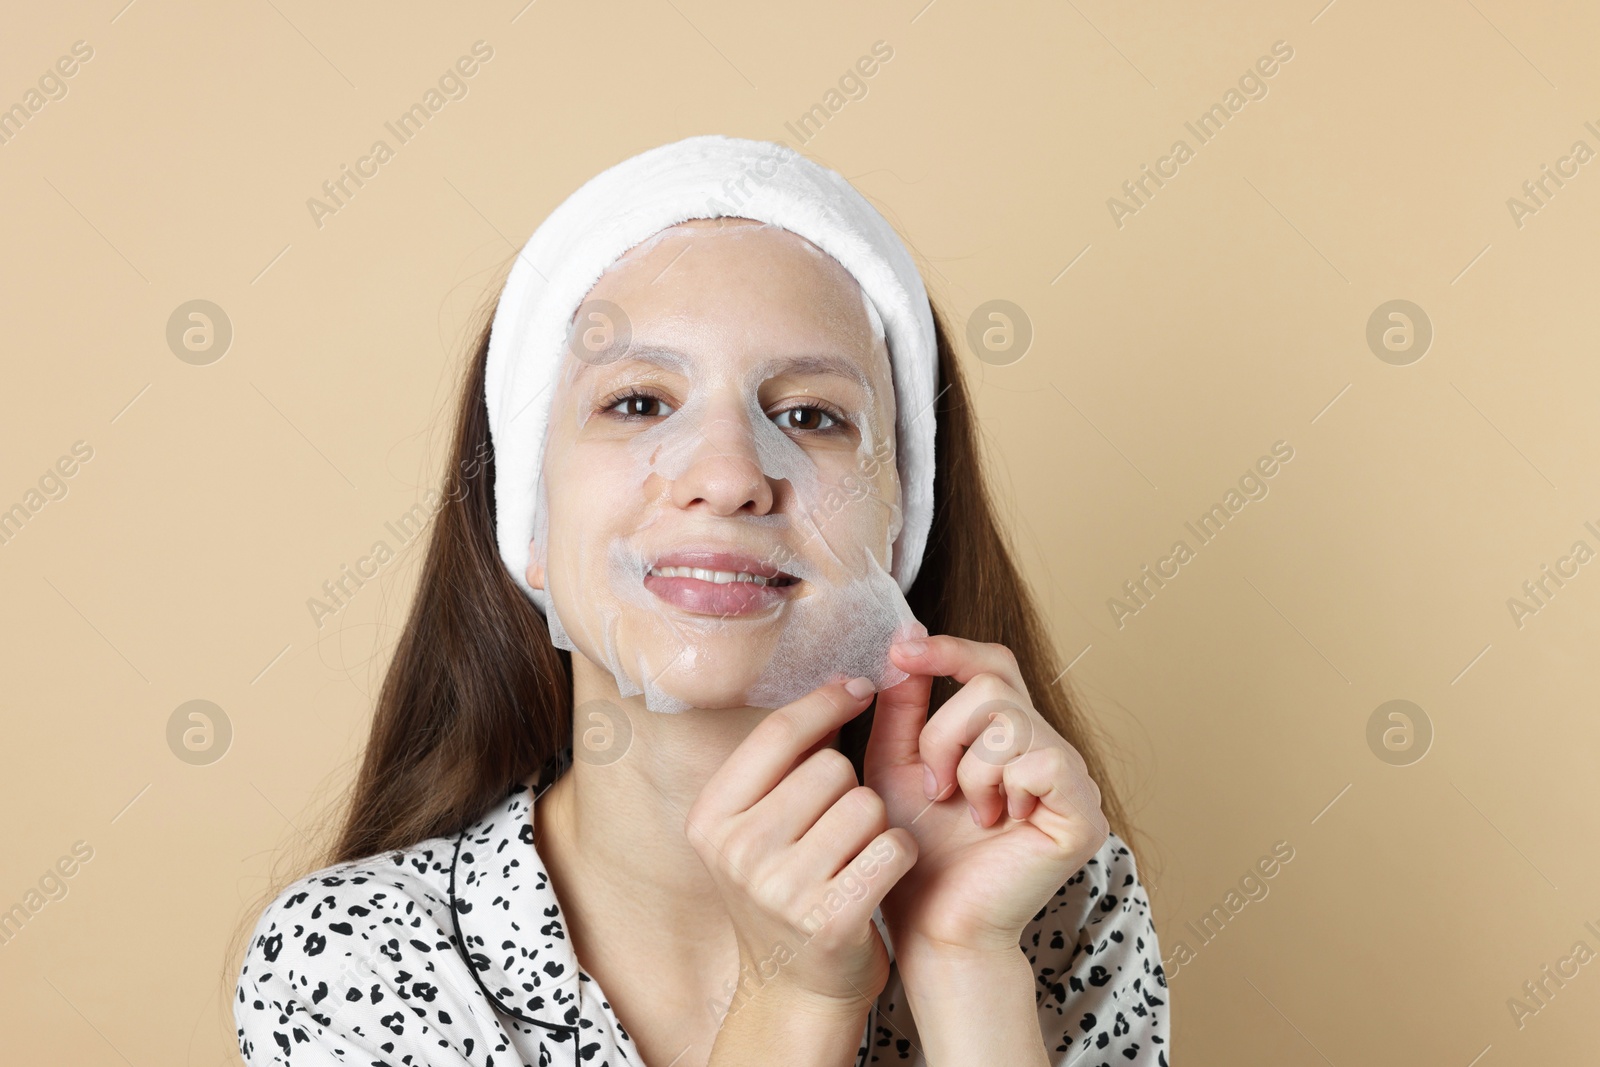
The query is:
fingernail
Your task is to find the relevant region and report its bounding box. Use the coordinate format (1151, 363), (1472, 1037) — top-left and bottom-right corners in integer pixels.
(897, 639), (927, 656)
(844, 676), (875, 699)
(968, 804), (981, 827)
(923, 765), (937, 800)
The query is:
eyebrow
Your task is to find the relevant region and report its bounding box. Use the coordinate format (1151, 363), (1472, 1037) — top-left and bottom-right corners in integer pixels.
(752, 353), (871, 390)
(586, 344), (691, 374)
(583, 344), (870, 389)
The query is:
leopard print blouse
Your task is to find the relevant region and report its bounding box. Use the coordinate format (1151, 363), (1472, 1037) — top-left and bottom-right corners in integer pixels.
(235, 744), (1168, 1065)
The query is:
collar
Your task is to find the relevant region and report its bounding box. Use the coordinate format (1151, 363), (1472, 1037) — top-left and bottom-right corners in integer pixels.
(446, 744), (885, 1065)
(447, 744), (624, 1060)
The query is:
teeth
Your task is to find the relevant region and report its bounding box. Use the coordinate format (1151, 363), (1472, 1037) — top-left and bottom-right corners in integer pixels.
(648, 565), (775, 586)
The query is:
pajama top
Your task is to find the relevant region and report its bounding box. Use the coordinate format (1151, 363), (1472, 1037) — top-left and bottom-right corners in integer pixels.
(235, 743), (1169, 1066)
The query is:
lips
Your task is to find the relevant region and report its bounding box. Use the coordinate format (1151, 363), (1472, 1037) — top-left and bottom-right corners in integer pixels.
(642, 549), (799, 617)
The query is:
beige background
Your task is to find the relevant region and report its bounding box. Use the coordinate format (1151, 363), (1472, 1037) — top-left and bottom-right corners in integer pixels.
(2, 1), (1594, 1063)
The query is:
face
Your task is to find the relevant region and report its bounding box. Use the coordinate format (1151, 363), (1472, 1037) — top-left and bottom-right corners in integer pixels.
(527, 217), (908, 711)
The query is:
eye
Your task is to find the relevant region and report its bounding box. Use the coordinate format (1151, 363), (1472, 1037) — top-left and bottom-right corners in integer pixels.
(772, 405), (840, 432)
(603, 389), (676, 419)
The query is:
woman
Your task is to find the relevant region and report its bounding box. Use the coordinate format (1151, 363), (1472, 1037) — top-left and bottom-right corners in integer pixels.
(234, 135), (1168, 1066)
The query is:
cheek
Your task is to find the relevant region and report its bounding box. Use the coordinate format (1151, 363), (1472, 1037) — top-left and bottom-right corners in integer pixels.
(540, 452), (637, 573)
(803, 452), (899, 561)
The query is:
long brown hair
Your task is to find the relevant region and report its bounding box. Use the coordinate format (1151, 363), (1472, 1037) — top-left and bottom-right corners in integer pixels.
(320, 296), (1135, 863)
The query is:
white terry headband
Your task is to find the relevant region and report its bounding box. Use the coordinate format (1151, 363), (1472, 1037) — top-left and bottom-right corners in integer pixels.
(483, 133), (939, 616)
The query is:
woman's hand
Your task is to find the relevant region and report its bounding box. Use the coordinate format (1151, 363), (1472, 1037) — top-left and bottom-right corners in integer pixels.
(864, 635), (1110, 961)
(685, 678), (920, 1022)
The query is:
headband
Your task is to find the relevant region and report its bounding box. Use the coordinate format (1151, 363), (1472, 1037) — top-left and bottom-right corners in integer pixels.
(483, 133), (939, 616)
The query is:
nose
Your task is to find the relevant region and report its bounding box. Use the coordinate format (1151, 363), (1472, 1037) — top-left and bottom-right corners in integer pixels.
(667, 413), (776, 517)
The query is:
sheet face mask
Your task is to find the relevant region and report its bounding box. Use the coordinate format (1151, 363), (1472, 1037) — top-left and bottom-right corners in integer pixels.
(530, 239), (926, 714)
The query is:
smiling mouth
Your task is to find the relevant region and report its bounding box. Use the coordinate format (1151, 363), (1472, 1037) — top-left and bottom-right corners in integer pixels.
(641, 551), (801, 616)
(645, 565), (799, 588)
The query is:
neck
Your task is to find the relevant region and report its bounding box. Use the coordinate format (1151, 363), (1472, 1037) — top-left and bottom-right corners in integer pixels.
(536, 656), (807, 968)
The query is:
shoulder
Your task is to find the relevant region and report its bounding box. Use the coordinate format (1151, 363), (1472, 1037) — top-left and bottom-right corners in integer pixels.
(1019, 832), (1169, 1063)
(232, 782), (583, 1065)
(1024, 829), (1167, 1018)
(233, 841), (463, 1043)
(239, 840), (458, 975)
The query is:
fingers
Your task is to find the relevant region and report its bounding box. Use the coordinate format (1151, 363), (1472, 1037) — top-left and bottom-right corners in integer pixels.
(952, 730), (1076, 827)
(819, 826), (919, 931)
(759, 747), (861, 844)
(861, 670), (932, 783)
(889, 634), (1026, 692)
(995, 746), (1109, 852)
(948, 697), (1037, 826)
(747, 822), (918, 952)
(755, 751), (913, 914)
(682, 680), (919, 1007)
(693, 678), (876, 823)
(900, 661), (1102, 840)
(915, 671), (1032, 806)
(791, 783), (891, 881)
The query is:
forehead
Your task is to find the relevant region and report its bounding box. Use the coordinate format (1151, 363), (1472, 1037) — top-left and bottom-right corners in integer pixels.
(572, 218), (892, 388)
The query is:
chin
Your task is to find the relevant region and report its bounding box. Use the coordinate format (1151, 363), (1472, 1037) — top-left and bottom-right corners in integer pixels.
(656, 682), (761, 711)
(624, 639), (774, 711)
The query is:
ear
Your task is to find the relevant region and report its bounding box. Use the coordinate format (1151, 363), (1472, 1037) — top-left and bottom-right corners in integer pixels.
(525, 539), (546, 591)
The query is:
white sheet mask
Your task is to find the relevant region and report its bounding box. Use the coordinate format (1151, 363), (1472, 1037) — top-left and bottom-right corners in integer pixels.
(528, 255), (925, 713)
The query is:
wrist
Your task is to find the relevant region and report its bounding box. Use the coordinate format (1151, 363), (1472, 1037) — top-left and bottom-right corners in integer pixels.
(767, 984), (876, 1024)
(891, 940), (1048, 1067)
(722, 935), (883, 1022)
(735, 969), (876, 1025)
(893, 935), (1030, 985)
(889, 926), (1027, 969)
(711, 977), (873, 1067)
(893, 936), (1036, 1026)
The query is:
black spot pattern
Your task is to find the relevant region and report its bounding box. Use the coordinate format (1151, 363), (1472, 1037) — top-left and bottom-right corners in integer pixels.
(235, 745), (1167, 1065)
(865, 817), (1167, 1065)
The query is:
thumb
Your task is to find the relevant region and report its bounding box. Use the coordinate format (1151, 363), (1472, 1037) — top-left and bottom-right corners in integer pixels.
(862, 669), (932, 784)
